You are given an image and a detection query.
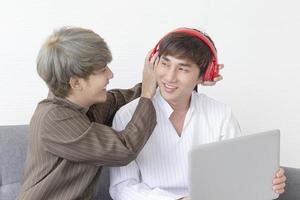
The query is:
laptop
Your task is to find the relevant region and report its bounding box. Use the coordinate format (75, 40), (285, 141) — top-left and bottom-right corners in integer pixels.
(188, 129), (280, 200)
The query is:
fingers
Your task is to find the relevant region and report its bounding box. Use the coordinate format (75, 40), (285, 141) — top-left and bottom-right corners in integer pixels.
(145, 49), (153, 62)
(201, 81), (216, 86)
(200, 66), (223, 86)
(273, 174), (287, 185)
(275, 188), (285, 194)
(273, 168), (286, 184)
(146, 50), (160, 73)
(141, 50), (159, 99)
(153, 57), (160, 74)
(218, 64), (224, 70)
(273, 182), (286, 194)
(145, 50), (159, 69)
(153, 54), (160, 66)
(146, 49), (159, 63)
(201, 76), (222, 86)
(272, 168), (287, 194)
(179, 197), (189, 200)
(213, 75), (223, 82)
(276, 168), (285, 177)
(273, 182), (286, 190)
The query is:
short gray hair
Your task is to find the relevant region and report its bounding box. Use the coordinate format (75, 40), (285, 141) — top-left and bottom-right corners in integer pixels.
(37, 26), (112, 97)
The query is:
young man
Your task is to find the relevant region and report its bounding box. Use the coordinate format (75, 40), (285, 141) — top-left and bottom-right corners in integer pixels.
(109, 28), (286, 200)
(17, 26), (160, 200)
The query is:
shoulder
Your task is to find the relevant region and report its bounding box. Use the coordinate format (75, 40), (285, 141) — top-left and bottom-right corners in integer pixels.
(34, 99), (81, 125)
(114, 97), (141, 118)
(112, 98), (142, 129)
(194, 92), (232, 115)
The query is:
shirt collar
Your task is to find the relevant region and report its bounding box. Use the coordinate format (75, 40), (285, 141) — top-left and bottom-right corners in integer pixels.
(155, 89), (174, 118)
(47, 92), (89, 114)
(155, 89), (197, 118)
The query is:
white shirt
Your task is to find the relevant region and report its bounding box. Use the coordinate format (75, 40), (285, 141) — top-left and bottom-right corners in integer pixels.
(109, 90), (242, 200)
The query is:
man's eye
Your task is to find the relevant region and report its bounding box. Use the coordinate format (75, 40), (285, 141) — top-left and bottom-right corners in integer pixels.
(100, 67), (107, 72)
(161, 62), (171, 68)
(179, 67), (189, 72)
(94, 67), (107, 74)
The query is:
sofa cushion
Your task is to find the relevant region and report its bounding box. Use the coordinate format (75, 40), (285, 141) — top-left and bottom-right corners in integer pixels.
(0, 125), (114, 200)
(0, 182), (21, 200)
(0, 125), (28, 200)
(0, 125), (28, 185)
(94, 167), (113, 200)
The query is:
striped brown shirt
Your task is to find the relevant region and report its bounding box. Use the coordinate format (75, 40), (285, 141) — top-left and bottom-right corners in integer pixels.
(17, 84), (156, 200)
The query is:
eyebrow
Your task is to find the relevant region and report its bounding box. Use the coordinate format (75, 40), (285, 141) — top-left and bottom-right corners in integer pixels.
(161, 56), (192, 67)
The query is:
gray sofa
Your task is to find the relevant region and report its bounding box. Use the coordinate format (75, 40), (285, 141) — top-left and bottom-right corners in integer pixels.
(0, 125), (299, 200)
(0, 125), (112, 200)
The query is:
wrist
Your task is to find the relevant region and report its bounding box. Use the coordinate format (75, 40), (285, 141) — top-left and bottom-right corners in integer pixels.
(141, 93), (152, 99)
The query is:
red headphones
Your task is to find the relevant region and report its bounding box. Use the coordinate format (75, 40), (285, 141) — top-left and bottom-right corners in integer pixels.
(150, 28), (219, 81)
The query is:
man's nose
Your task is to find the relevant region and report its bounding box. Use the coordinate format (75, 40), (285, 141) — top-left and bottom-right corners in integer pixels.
(107, 67), (114, 79)
(165, 68), (177, 82)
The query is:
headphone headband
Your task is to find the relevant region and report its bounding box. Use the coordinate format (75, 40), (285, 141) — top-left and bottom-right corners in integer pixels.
(172, 28), (218, 62)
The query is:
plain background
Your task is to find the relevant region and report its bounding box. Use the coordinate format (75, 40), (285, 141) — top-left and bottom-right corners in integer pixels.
(0, 0), (299, 167)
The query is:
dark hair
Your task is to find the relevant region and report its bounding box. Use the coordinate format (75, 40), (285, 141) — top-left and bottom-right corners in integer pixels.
(158, 29), (216, 78)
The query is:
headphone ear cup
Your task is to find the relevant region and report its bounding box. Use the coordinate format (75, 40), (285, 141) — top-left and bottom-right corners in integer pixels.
(202, 59), (219, 81)
(203, 62), (214, 81)
(212, 62), (219, 78)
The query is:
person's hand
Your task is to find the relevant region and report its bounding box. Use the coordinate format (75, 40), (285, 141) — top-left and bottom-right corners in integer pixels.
(178, 197), (189, 200)
(141, 50), (159, 99)
(272, 168), (287, 194)
(200, 64), (224, 86)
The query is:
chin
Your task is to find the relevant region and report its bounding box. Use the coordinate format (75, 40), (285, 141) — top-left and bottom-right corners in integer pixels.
(99, 96), (107, 102)
(94, 95), (107, 104)
(103, 93), (108, 100)
(160, 90), (178, 102)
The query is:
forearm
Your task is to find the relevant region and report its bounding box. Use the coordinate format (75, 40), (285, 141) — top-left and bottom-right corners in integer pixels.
(41, 97), (156, 166)
(88, 83), (142, 126)
(117, 97), (156, 155)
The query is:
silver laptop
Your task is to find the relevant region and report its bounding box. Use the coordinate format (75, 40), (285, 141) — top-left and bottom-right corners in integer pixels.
(188, 130), (280, 200)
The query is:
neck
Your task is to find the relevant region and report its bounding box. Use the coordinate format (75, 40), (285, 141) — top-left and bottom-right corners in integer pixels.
(167, 96), (191, 113)
(167, 95), (192, 137)
(66, 94), (90, 109)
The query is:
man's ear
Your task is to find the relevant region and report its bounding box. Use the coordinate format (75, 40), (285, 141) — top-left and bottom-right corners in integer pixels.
(69, 76), (82, 90)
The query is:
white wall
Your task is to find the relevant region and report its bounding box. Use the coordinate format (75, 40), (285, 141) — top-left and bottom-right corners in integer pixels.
(0, 0), (299, 167)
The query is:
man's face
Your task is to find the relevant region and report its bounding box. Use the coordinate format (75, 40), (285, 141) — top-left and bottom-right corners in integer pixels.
(156, 55), (201, 105)
(81, 66), (114, 106)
